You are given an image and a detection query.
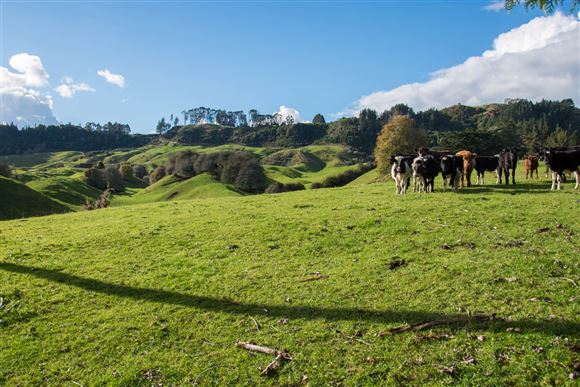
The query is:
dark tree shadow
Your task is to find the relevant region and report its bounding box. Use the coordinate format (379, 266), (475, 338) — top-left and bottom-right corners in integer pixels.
(1, 262), (578, 336)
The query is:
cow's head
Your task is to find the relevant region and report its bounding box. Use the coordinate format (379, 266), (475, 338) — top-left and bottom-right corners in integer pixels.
(392, 155), (408, 174)
(416, 147), (430, 157)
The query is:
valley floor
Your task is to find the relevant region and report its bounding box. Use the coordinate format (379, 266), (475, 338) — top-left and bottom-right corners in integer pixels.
(0, 177), (579, 385)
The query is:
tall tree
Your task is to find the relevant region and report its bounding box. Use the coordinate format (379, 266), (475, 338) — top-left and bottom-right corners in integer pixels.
(374, 116), (429, 175)
(312, 114), (326, 125)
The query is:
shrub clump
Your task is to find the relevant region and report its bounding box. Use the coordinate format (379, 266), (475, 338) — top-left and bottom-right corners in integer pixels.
(0, 160), (13, 178)
(119, 164), (134, 179)
(149, 166), (167, 184)
(265, 182), (306, 194)
(133, 164), (147, 179)
(85, 166), (126, 191)
(165, 150), (268, 193)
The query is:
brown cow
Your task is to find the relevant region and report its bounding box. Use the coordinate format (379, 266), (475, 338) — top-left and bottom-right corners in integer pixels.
(524, 155), (539, 179)
(456, 150), (477, 187)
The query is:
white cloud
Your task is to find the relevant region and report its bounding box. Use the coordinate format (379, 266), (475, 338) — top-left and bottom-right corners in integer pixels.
(483, 1), (505, 12)
(275, 105), (301, 123)
(1, 52), (58, 126)
(346, 13), (580, 115)
(55, 77), (95, 98)
(97, 69), (125, 88)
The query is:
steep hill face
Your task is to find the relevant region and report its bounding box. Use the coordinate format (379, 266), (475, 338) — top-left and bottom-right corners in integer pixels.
(0, 176), (71, 220)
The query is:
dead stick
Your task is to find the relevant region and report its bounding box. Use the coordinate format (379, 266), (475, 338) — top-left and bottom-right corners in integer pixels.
(235, 341), (291, 359)
(379, 314), (498, 335)
(555, 277), (579, 288)
(260, 354), (284, 377)
(250, 317), (261, 331)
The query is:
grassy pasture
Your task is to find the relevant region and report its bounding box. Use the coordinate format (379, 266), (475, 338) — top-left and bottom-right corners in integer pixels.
(0, 166), (578, 385)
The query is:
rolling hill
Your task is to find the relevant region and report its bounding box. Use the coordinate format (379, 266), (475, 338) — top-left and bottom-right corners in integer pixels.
(0, 176), (71, 220)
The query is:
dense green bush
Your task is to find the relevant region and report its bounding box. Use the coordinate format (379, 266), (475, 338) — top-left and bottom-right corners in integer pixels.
(133, 164), (147, 179)
(119, 164), (134, 180)
(265, 182), (306, 194)
(0, 160), (12, 178)
(104, 166), (125, 192)
(149, 166), (167, 184)
(85, 168), (107, 190)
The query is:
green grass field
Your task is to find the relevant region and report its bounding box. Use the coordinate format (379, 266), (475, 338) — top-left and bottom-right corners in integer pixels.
(1, 167), (578, 385)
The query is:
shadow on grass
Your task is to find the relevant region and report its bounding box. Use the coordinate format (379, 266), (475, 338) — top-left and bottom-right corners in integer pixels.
(456, 182), (560, 194)
(2, 262), (578, 336)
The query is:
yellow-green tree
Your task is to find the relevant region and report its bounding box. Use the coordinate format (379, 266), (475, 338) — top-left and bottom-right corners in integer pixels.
(374, 116), (429, 175)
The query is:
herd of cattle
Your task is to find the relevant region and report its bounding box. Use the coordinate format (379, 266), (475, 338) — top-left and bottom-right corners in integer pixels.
(390, 146), (580, 194)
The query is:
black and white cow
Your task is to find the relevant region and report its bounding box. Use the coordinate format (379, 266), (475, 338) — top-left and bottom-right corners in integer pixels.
(390, 155), (412, 194)
(474, 155), (499, 185)
(440, 155), (463, 192)
(411, 157), (426, 193)
(544, 147), (580, 190)
(412, 155), (440, 193)
(497, 148), (518, 185)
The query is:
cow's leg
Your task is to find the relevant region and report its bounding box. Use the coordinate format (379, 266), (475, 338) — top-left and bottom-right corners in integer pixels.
(574, 170), (579, 189)
(504, 169), (509, 185)
(442, 175), (447, 192)
(551, 172), (557, 190)
(512, 168), (516, 185)
(481, 171), (485, 185)
(525, 169), (529, 179)
(466, 171), (471, 187)
(497, 168), (502, 184)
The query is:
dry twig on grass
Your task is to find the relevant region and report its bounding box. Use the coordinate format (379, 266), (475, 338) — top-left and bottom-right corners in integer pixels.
(249, 317), (261, 331)
(236, 341), (292, 376)
(379, 314), (499, 335)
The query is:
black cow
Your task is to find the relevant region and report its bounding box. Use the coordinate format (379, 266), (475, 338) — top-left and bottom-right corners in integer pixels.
(440, 155), (463, 192)
(541, 146), (580, 179)
(497, 148), (518, 185)
(413, 155), (440, 193)
(474, 155), (499, 185)
(544, 147), (580, 190)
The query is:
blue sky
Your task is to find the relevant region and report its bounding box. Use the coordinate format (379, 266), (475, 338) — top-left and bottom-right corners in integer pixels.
(1, 1), (578, 132)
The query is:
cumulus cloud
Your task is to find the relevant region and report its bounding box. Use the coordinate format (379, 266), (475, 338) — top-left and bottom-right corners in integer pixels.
(483, 1), (505, 12)
(275, 105), (301, 123)
(97, 69), (125, 88)
(1, 52), (58, 126)
(55, 77), (95, 98)
(347, 13), (580, 115)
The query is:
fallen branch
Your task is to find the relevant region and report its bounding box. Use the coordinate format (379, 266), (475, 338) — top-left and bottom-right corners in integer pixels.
(379, 314), (499, 335)
(236, 341), (292, 376)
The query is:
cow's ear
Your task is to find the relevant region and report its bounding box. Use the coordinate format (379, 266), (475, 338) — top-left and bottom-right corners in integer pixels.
(390, 156), (395, 163)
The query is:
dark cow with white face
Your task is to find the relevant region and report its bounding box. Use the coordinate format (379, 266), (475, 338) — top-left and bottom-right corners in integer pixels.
(412, 155), (440, 193)
(440, 155), (463, 192)
(544, 147), (580, 190)
(390, 155), (412, 194)
(497, 148), (518, 185)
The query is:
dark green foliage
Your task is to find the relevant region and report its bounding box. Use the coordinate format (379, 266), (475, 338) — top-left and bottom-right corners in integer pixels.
(0, 160), (12, 178)
(313, 114), (326, 125)
(119, 164), (134, 180)
(133, 164), (147, 179)
(326, 110), (381, 154)
(164, 150), (268, 193)
(104, 166), (125, 192)
(311, 163), (375, 189)
(169, 122), (326, 148)
(149, 166), (167, 184)
(265, 182), (306, 194)
(85, 168), (107, 190)
(96, 161), (105, 169)
(234, 162), (267, 193)
(505, 0), (579, 14)
(0, 122), (151, 155)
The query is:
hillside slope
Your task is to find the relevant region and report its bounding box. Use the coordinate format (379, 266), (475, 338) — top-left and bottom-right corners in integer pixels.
(0, 176), (71, 220)
(112, 172), (242, 206)
(0, 179), (578, 385)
